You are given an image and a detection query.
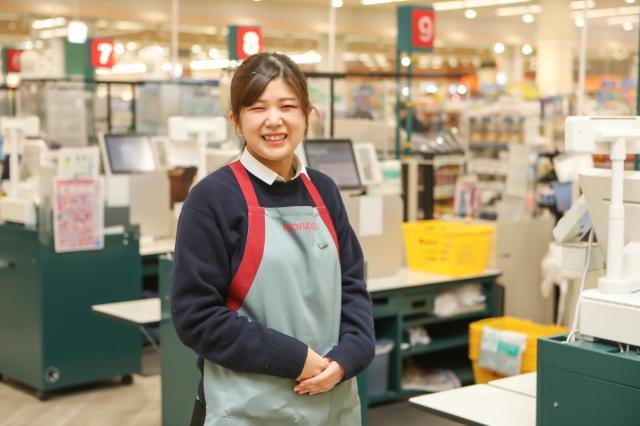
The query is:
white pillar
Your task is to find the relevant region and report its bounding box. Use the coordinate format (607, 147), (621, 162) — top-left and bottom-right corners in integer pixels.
(536, 0), (574, 96)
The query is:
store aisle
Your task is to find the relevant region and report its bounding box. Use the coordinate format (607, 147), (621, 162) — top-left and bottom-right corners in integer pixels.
(0, 374), (463, 426)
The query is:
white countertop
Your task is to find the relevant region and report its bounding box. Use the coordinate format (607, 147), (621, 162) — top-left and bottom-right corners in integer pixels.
(489, 372), (537, 398)
(367, 268), (501, 293)
(92, 298), (161, 326)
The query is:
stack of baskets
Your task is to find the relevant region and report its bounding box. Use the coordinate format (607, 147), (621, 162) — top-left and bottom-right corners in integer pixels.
(402, 220), (494, 276)
(468, 316), (567, 383)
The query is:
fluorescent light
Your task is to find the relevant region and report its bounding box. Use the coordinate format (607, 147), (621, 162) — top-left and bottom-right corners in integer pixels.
(434, 0), (530, 12)
(113, 63), (147, 74)
(32, 17), (66, 30)
(361, 0), (408, 5)
(465, 9), (478, 19)
(190, 59), (231, 70)
(496, 5), (541, 16)
(39, 27), (68, 39)
(332, 0), (344, 7)
(570, 1), (595, 10)
(67, 21), (88, 44)
(607, 15), (639, 25)
(290, 52), (322, 64)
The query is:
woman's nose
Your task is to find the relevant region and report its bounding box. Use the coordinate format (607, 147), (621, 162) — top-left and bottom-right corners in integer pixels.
(265, 108), (283, 127)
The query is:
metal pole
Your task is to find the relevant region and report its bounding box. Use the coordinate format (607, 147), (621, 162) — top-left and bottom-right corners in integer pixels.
(576, 2), (588, 115)
(171, 0), (179, 79)
(326, 1), (336, 138)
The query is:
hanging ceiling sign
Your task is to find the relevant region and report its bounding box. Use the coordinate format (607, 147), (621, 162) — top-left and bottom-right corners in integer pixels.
(91, 38), (115, 69)
(397, 6), (435, 53)
(228, 26), (263, 60)
(4, 49), (23, 73)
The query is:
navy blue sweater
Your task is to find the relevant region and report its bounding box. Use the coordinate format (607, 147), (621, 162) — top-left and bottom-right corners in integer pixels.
(170, 164), (375, 399)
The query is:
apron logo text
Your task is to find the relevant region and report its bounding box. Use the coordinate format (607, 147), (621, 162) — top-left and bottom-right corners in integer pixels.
(283, 222), (319, 232)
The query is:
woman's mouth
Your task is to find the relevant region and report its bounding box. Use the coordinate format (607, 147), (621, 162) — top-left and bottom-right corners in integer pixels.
(262, 134), (287, 145)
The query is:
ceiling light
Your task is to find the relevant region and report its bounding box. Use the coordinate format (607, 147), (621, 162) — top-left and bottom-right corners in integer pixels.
(332, 0), (344, 7)
(362, 0), (408, 5)
(32, 17), (66, 30)
(208, 48), (220, 59)
(290, 51), (322, 64)
(521, 44), (533, 55)
(115, 43), (125, 55)
(625, 0), (636, 4)
(571, 0), (595, 9)
(494, 42), (505, 54)
(191, 44), (202, 54)
(67, 21), (88, 44)
(522, 14), (534, 23)
(623, 21), (633, 31)
(126, 41), (138, 51)
(465, 9), (477, 19)
(496, 71), (507, 86)
(496, 5), (541, 16)
(401, 86), (410, 97)
(401, 56), (411, 67)
(436, 0), (531, 12)
(457, 85), (468, 95)
(575, 17), (585, 27)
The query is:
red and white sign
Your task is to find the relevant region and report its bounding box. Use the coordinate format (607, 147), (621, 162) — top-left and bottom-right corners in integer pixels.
(236, 27), (263, 60)
(411, 8), (435, 49)
(6, 49), (22, 73)
(91, 38), (115, 69)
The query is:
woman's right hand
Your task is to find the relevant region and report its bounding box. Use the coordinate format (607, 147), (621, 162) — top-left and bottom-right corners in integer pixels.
(296, 347), (329, 381)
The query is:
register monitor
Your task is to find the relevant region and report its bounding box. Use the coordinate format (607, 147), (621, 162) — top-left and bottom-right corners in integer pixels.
(99, 134), (157, 175)
(304, 139), (362, 191)
(579, 168), (640, 259)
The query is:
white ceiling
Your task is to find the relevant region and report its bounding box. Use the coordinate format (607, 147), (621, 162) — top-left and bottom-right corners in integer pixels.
(1, 0), (639, 57)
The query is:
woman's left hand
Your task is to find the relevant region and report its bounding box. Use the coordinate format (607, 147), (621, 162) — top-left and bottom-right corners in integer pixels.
(293, 359), (345, 396)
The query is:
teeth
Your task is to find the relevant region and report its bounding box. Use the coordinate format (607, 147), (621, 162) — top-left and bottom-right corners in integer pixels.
(263, 134), (285, 141)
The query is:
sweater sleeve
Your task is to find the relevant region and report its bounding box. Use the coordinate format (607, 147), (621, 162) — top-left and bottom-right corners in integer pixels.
(323, 182), (376, 380)
(170, 181), (308, 379)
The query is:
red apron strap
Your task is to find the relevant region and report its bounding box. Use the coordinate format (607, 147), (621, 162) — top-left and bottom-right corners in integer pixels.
(228, 161), (259, 208)
(226, 161), (265, 310)
(300, 173), (340, 253)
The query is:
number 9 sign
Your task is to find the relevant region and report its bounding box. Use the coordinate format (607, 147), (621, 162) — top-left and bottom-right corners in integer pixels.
(411, 9), (435, 49)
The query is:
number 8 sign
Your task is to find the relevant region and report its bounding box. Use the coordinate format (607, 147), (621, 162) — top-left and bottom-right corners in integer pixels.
(236, 27), (263, 60)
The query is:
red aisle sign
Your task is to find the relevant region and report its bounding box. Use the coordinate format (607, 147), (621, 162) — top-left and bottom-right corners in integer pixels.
(6, 49), (22, 73)
(411, 8), (435, 49)
(236, 27), (263, 60)
(91, 39), (115, 69)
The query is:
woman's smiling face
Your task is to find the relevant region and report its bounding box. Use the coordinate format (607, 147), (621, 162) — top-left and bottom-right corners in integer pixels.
(233, 78), (306, 179)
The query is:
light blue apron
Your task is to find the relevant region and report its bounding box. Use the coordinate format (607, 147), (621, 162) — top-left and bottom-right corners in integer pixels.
(202, 161), (360, 425)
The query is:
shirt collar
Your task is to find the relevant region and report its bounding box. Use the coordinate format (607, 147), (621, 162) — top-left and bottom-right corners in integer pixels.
(240, 148), (307, 185)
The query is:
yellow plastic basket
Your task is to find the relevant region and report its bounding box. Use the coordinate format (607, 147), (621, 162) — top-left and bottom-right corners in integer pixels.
(468, 316), (567, 383)
(402, 220), (493, 276)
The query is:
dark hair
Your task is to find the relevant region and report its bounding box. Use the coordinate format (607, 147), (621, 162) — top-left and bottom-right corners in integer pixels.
(230, 52), (312, 131)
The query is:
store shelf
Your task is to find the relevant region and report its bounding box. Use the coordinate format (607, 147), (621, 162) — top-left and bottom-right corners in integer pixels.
(468, 142), (510, 150)
(400, 333), (469, 357)
(402, 308), (489, 329)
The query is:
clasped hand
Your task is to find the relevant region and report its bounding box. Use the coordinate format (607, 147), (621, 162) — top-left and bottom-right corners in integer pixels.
(293, 348), (344, 396)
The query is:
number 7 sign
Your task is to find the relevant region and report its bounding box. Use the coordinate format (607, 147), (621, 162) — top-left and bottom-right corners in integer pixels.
(91, 39), (115, 69)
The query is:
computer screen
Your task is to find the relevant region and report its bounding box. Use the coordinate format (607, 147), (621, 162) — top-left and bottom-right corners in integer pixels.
(580, 168), (640, 259)
(104, 134), (156, 174)
(304, 139), (362, 190)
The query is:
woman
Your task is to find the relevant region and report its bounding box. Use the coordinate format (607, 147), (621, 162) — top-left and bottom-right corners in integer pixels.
(171, 52), (375, 426)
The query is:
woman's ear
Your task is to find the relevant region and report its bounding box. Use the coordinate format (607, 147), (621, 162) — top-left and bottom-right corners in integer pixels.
(228, 111), (242, 135)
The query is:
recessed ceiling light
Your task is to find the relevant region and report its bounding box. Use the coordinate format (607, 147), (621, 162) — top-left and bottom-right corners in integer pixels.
(575, 17), (585, 27)
(494, 42), (505, 54)
(522, 14), (534, 24)
(521, 44), (533, 55)
(332, 0), (344, 7)
(465, 9), (477, 19)
(623, 21), (633, 31)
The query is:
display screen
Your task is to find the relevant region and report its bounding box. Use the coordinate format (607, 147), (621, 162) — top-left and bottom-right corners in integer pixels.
(304, 139), (362, 190)
(105, 134), (156, 174)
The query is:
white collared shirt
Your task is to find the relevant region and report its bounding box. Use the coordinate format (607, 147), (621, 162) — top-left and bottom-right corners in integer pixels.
(240, 148), (307, 185)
